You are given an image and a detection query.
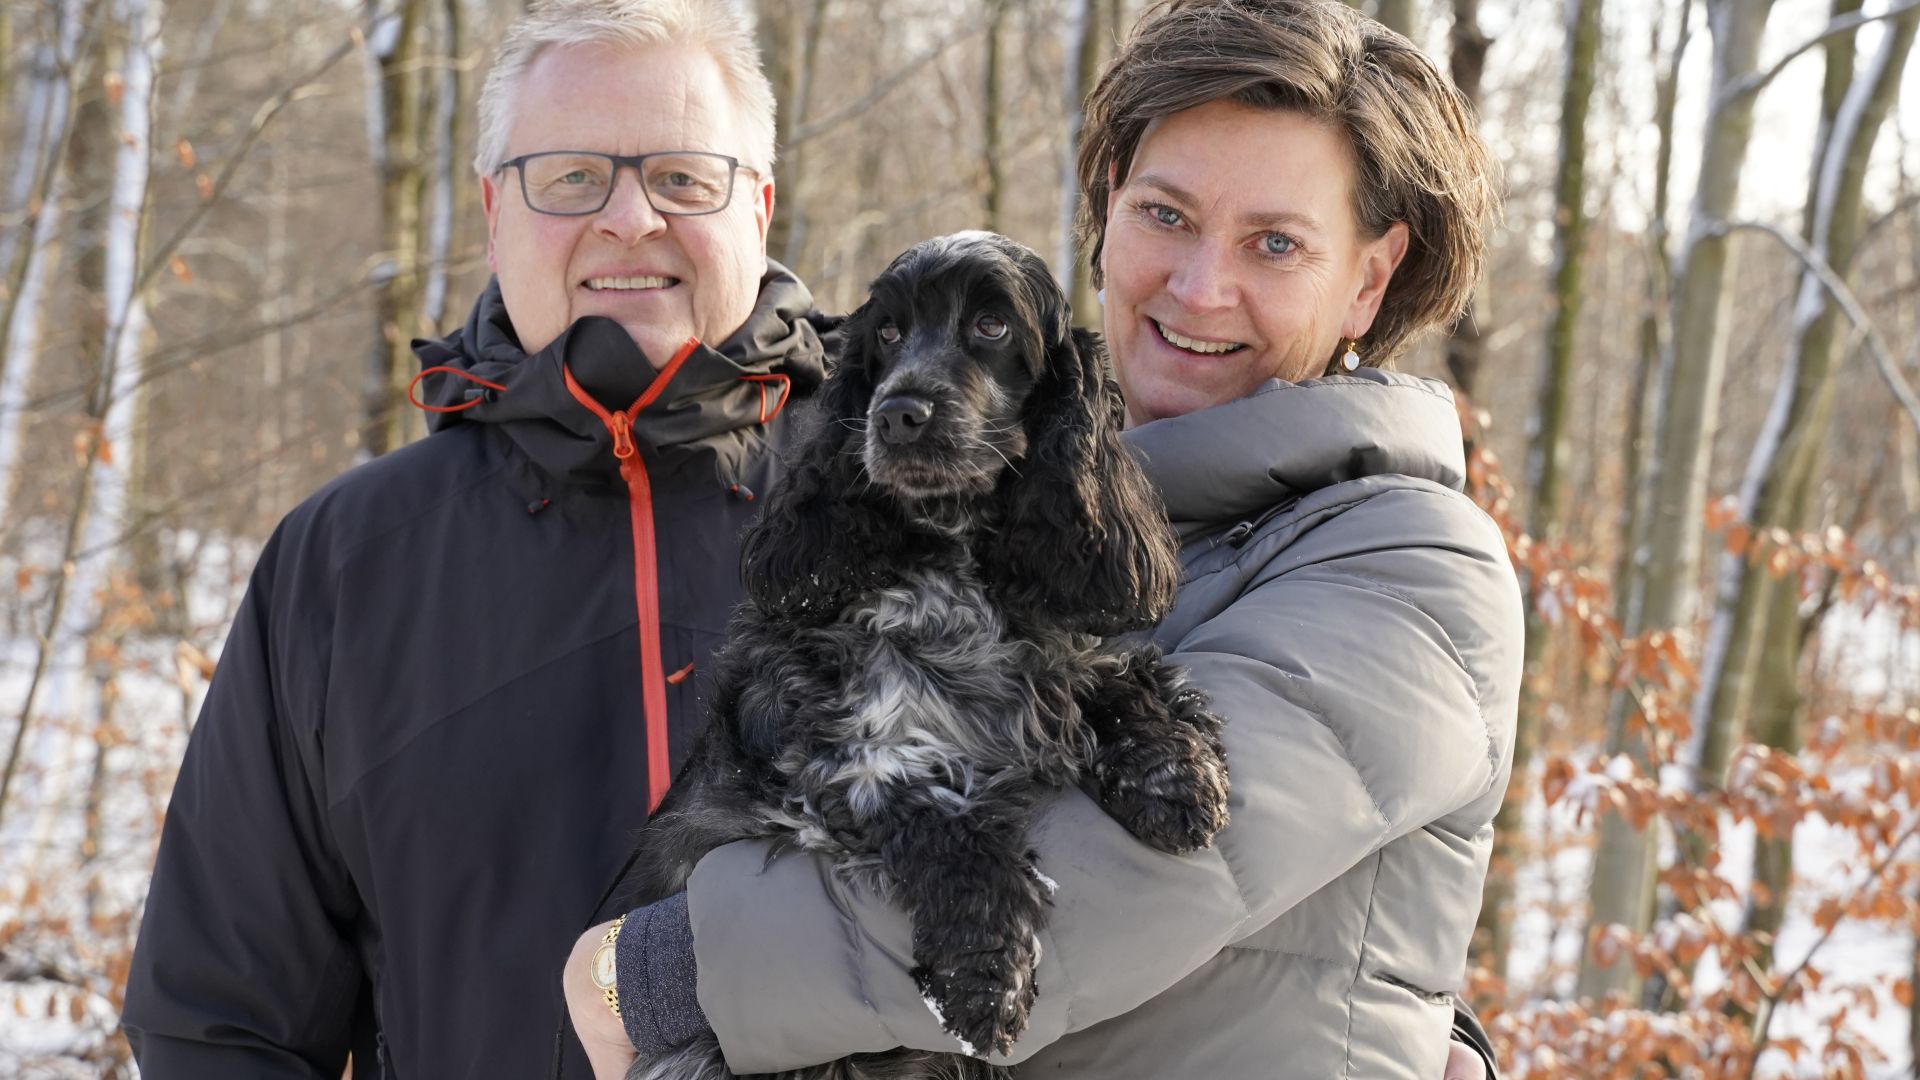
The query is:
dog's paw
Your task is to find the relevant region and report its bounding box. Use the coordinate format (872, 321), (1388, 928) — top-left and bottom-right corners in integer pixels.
(911, 938), (1040, 1059)
(1092, 721), (1230, 854)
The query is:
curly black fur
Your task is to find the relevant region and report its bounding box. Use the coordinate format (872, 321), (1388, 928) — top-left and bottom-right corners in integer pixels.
(626, 233), (1230, 1080)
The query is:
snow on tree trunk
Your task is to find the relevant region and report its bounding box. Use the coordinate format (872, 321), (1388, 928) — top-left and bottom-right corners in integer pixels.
(1578, 0), (1777, 1006)
(0, 0), (87, 524)
(0, 0), (162, 829)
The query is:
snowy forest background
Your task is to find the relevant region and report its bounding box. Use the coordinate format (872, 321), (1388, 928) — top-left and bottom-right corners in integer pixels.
(2, 0), (1920, 1075)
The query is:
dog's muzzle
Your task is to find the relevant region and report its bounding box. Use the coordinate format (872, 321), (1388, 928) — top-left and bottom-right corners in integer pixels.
(874, 395), (936, 444)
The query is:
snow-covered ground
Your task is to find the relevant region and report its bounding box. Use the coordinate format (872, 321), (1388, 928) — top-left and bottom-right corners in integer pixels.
(1, 530), (250, 1076)
(2, 542), (1915, 1075)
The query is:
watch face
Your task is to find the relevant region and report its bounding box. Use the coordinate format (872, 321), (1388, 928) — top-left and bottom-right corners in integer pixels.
(591, 943), (618, 990)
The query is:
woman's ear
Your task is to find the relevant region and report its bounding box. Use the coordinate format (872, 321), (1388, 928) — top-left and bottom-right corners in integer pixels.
(1343, 220), (1410, 338)
(984, 325), (1180, 635)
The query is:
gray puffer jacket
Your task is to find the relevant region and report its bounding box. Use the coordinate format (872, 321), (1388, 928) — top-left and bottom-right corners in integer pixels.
(685, 370), (1523, 1079)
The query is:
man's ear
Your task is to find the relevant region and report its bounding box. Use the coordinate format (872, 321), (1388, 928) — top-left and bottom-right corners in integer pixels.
(1343, 220), (1409, 338)
(480, 173), (503, 274)
(754, 176), (775, 256)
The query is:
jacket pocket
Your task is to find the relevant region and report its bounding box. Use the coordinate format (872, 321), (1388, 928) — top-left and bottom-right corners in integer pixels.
(1370, 969), (1453, 1007)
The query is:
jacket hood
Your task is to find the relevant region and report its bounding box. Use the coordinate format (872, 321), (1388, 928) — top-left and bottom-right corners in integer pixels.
(411, 260), (827, 487)
(1124, 369), (1466, 540)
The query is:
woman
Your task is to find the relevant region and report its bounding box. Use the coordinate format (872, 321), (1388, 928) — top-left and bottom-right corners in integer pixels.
(566, 2), (1519, 1077)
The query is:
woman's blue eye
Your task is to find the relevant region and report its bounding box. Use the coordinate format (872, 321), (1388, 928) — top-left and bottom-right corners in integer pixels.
(1261, 233), (1297, 256)
(1148, 204), (1183, 227)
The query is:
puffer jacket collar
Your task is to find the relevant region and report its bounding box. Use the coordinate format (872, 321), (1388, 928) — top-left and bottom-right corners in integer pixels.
(1124, 369), (1466, 541)
(410, 260), (827, 488)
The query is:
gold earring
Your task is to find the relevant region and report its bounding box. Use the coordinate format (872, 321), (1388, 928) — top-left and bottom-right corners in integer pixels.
(1341, 339), (1361, 372)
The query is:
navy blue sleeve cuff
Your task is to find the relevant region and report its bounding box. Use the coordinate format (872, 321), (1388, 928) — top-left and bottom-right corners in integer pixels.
(615, 891), (710, 1057)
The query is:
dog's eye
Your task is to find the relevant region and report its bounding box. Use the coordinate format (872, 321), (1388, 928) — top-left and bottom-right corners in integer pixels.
(974, 315), (1007, 340)
(877, 321), (901, 345)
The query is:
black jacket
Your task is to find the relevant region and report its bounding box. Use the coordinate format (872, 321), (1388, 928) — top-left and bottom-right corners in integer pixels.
(121, 267), (828, 1078)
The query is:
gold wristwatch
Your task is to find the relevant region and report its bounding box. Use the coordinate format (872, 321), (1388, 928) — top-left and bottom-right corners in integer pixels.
(590, 914), (627, 1020)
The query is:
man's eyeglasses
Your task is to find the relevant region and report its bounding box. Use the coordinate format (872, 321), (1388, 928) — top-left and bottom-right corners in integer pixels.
(497, 150), (757, 217)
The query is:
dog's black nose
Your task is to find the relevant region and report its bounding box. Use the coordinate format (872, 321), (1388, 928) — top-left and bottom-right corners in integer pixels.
(874, 396), (935, 444)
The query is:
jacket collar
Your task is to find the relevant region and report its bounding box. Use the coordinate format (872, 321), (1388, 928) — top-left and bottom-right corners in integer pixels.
(1123, 369), (1466, 540)
(411, 261), (827, 488)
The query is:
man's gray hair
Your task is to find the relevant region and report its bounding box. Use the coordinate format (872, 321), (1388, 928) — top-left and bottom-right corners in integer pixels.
(473, 0), (777, 177)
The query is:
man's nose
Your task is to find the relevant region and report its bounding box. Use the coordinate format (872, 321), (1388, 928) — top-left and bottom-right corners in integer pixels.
(1164, 243), (1238, 312)
(594, 168), (666, 242)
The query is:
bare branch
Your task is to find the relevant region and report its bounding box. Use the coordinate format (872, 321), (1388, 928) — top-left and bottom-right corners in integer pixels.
(133, 35), (357, 298)
(1706, 217), (1920, 435)
(1721, 0), (1920, 107)
(788, 26), (980, 147)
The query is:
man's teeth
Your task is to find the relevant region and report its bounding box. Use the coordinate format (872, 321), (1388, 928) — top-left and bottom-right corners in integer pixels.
(586, 275), (673, 290)
(1155, 321), (1244, 354)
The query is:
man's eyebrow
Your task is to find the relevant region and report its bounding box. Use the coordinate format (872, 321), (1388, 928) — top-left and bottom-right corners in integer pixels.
(1132, 172), (1325, 234)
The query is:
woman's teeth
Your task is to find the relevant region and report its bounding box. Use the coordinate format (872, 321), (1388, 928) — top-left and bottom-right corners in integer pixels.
(1154, 320), (1244, 354)
(586, 275), (673, 290)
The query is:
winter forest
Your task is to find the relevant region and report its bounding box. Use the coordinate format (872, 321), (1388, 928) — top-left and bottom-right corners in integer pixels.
(1, 0), (1919, 1075)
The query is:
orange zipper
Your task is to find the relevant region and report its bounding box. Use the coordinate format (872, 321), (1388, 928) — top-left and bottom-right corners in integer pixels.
(561, 338), (699, 814)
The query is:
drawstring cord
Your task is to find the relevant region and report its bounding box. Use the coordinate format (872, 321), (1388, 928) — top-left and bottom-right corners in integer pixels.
(407, 365), (506, 413)
(407, 361), (792, 428)
(738, 373), (793, 424)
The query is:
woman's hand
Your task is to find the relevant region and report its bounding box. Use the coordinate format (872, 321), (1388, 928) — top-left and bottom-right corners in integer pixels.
(1445, 1039), (1489, 1080)
(564, 920), (640, 1080)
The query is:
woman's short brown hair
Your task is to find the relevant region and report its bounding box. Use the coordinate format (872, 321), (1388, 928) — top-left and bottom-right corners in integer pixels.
(1076, 0), (1498, 366)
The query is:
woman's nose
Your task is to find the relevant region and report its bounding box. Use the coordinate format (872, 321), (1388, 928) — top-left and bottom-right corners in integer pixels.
(1164, 244), (1238, 312)
(595, 169), (667, 242)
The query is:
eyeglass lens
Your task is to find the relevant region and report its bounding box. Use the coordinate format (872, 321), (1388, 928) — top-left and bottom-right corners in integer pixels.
(519, 152), (736, 215)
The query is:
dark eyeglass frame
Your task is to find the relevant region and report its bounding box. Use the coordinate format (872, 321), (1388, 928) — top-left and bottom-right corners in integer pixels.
(496, 149), (760, 218)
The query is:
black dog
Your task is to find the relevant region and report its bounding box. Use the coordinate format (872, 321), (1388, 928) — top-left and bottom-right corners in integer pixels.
(627, 232), (1230, 1080)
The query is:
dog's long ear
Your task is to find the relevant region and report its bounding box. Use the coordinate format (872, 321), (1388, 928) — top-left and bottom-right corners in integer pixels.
(985, 324), (1181, 635)
(742, 305), (891, 621)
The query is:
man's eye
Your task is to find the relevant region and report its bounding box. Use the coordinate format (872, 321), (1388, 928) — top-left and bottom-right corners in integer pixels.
(974, 314), (1007, 340)
(1261, 233), (1297, 256)
(662, 171), (698, 189)
(878, 321), (901, 344)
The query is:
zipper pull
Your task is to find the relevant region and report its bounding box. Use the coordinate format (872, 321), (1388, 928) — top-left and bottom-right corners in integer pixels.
(608, 412), (636, 460)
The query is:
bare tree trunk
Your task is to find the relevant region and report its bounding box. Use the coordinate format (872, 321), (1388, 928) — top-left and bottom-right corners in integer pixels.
(0, 0), (88, 524)
(0, 0), (161, 831)
(1693, 0), (1868, 810)
(420, 0), (460, 333)
(1724, 2), (1917, 993)
(1067, 0), (1109, 324)
(784, 1), (828, 268)
(1057, 0), (1090, 285)
(360, 0), (426, 459)
(756, 0), (796, 261)
(1374, 0), (1422, 41)
(1478, 0), (1601, 987)
(982, 0), (1008, 232)
(0, 5), (12, 118)
(1061, 0), (1113, 323)
(1614, 0), (1694, 639)
(1442, 0), (1490, 403)
(1579, 0), (1777, 1006)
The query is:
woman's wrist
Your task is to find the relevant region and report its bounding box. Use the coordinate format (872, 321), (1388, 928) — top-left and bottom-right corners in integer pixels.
(615, 891), (709, 1056)
(565, 920), (639, 1076)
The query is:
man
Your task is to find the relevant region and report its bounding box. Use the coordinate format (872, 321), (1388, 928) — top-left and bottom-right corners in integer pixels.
(120, 1), (825, 1075)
